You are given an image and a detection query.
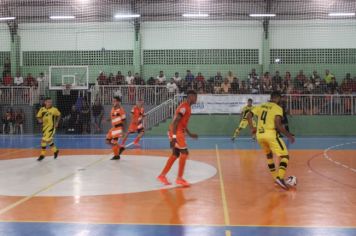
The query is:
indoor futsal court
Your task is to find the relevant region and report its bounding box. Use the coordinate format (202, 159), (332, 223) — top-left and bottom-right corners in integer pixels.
(0, 0), (356, 236)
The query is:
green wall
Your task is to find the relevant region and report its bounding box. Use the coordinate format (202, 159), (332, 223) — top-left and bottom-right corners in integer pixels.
(146, 115), (356, 136)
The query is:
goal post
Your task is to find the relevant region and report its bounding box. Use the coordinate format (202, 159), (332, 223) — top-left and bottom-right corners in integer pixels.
(49, 65), (89, 90)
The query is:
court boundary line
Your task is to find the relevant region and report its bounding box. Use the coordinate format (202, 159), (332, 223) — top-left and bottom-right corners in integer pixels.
(0, 219), (354, 229)
(323, 141), (356, 173)
(215, 144), (230, 229)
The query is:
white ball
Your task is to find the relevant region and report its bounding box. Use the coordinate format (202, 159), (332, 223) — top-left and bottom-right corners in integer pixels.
(286, 175), (297, 187)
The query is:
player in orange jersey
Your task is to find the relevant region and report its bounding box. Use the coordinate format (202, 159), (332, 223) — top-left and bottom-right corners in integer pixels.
(106, 96), (126, 160)
(157, 90), (198, 187)
(121, 100), (145, 147)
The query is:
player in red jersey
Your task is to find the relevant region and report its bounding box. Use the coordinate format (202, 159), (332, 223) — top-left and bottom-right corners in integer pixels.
(157, 90), (198, 187)
(106, 96), (126, 160)
(121, 100), (145, 147)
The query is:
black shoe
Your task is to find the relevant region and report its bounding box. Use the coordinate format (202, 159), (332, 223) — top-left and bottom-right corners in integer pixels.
(37, 155), (45, 161)
(54, 150), (59, 159)
(119, 146), (126, 155)
(275, 177), (289, 190)
(111, 155), (121, 160)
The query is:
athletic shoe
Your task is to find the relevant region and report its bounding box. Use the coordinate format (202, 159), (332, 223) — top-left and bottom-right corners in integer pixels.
(111, 155), (121, 160)
(275, 177), (289, 190)
(157, 175), (171, 185)
(37, 155), (45, 161)
(119, 146), (126, 155)
(54, 150), (59, 159)
(176, 178), (190, 187)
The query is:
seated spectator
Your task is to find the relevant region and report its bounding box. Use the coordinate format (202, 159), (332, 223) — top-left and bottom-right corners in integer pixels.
(214, 72), (223, 85)
(340, 73), (353, 93)
(310, 70), (321, 84)
(107, 73), (115, 85)
(126, 71), (134, 85)
(294, 70), (307, 89)
(213, 80), (222, 94)
(220, 78), (231, 94)
(172, 72), (181, 83)
(195, 72), (205, 83)
(92, 100), (104, 133)
(272, 71), (282, 90)
(113, 71), (125, 85)
(97, 72), (108, 85)
(177, 80), (187, 94)
(185, 70), (195, 85)
(324, 69), (334, 85)
(261, 72), (272, 93)
(14, 109), (24, 134)
(156, 71), (166, 85)
(226, 71), (235, 84)
(327, 77), (339, 94)
(24, 73), (37, 87)
(3, 73), (13, 86)
(147, 77), (156, 85)
(248, 68), (259, 87)
(133, 73), (145, 85)
(196, 81), (205, 94)
(239, 80), (249, 94)
(230, 77), (239, 94)
(14, 72), (24, 86)
(303, 78), (314, 94)
(166, 78), (178, 94)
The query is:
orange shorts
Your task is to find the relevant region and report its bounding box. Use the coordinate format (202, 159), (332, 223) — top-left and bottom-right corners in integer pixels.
(128, 122), (144, 133)
(168, 131), (187, 149)
(106, 127), (123, 140)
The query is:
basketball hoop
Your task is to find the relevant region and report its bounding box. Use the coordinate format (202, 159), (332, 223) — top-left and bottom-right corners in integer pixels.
(62, 83), (72, 96)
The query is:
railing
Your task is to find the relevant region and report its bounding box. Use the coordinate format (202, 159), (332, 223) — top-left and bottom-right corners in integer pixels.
(91, 85), (178, 105)
(143, 96), (181, 130)
(286, 94), (355, 115)
(0, 86), (37, 106)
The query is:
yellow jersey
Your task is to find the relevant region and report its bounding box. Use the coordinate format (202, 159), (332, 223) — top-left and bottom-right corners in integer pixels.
(251, 102), (283, 135)
(36, 106), (61, 132)
(241, 105), (254, 120)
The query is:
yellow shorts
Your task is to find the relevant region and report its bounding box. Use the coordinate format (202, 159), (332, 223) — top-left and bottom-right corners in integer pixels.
(257, 131), (288, 156)
(42, 127), (56, 142)
(239, 119), (256, 129)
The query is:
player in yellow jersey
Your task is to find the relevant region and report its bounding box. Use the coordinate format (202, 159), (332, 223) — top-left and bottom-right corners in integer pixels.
(36, 97), (61, 161)
(247, 91), (295, 190)
(231, 98), (256, 141)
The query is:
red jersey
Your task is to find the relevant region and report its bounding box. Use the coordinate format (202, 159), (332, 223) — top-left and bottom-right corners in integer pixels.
(111, 106), (126, 127)
(131, 106), (144, 124)
(3, 76), (13, 86)
(169, 101), (191, 132)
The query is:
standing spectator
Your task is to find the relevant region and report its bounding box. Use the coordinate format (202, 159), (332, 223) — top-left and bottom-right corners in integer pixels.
(261, 72), (272, 93)
(248, 68), (259, 86)
(167, 78), (178, 95)
(97, 72), (108, 85)
(133, 73), (145, 85)
(220, 78), (231, 94)
(36, 72), (49, 97)
(156, 71), (166, 85)
(310, 70), (321, 84)
(185, 70), (195, 85)
(3, 57), (11, 78)
(3, 73), (13, 86)
(80, 103), (91, 134)
(272, 71), (282, 91)
(67, 105), (80, 134)
(2, 109), (13, 134)
(126, 71), (134, 85)
(324, 69), (334, 85)
(195, 72), (205, 82)
(24, 73), (37, 87)
(147, 76), (156, 85)
(172, 72), (181, 83)
(340, 73), (352, 94)
(230, 77), (239, 94)
(14, 72), (24, 86)
(92, 100), (104, 133)
(113, 71), (125, 85)
(14, 109), (24, 134)
(303, 78), (314, 94)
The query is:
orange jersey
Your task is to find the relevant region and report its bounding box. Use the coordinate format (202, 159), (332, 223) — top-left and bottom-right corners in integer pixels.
(111, 106), (126, 127)
(131, 106), (144, 124)
(169, 101), (191, 132)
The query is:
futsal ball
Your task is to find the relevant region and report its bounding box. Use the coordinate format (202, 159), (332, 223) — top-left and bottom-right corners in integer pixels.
(286, 175), (297, 187)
